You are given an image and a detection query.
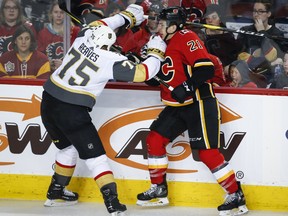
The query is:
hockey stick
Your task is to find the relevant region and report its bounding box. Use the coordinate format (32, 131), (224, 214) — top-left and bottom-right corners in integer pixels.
(186, 22), (288, 41)
(58, 0), (122, 53)
(58, 0), (87, 27)
(58, 0), (174, 91)
(153, 76), (174, 91)
(58, 0), (149, 24)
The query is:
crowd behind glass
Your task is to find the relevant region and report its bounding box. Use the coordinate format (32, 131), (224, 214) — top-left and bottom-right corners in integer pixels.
(0, 0), (287, 89)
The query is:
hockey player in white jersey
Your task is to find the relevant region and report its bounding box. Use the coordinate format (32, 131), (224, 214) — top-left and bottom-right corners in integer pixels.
(40, 4), (166, 216)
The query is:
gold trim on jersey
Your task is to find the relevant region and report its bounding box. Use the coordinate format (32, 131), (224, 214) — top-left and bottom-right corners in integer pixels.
(215, 99), (221, 148)
(147, 48), (165, 60)
(198, 99), (211, 149)
(161, 98), (193, 107)
(194, 89), (201, 101)
(0, 75), (37, 78)
(88, 20), (105, 27)
(194, 61), (214, 68)
(186, 65), (193, 77)
(264, 47), (277, 62)
(0, 63), (5, 74)
(16, 52), (33, 62)
(119, 10), (136, 28)
(50, 76), (96, 99)
(37, 61), (51, 77)
(133, 64), (147, 82)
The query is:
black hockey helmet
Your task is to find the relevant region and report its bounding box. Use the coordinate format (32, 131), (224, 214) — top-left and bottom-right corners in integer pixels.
(158, 6), (187, 29)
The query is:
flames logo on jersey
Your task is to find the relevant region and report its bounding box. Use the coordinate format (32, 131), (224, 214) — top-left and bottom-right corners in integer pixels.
(181, 0), (206, 23)
(46, 42), (64, 60)
(0, 36), (13, 57)
(186, 7), (204, 23)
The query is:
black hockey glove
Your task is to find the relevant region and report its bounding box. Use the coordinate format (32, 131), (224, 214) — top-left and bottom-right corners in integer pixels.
(171, 81), (194, 104)
(126, 52), (144, 64)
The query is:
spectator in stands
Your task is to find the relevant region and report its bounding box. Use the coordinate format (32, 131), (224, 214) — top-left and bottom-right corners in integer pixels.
(270, 53), (288, 89)
(37, 1), (80, 72)
(105, 1), (123, 17)
(0, 0), (37, 56)
(208, 53), (227, 87)
(121, 2), (162, 59)
(0, 24), (51, 79)
(228, 60), (258, 88)
(21, 0), (52, 32)
(201, 4), (242, 80)
(236, 0), (285, 85)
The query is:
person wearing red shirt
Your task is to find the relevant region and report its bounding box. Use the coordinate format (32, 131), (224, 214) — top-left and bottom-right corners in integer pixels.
(37, 1), (80, 72)
(0, 0), (37, 56)
(228, 60), (258, 88)
(208, 53), (227, 86)
(0, 25), (50, 79)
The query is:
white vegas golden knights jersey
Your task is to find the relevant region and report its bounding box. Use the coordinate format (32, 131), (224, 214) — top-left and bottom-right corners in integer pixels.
(44, 28), (160, 109)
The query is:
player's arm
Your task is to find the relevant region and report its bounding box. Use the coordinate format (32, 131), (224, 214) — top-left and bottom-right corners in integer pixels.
(186, 59), (214, 88)
(113, 36), (166, 82)
(171, 59), (214, 103)
(89, 4), (144, 31)
(125, 52), (161, 86)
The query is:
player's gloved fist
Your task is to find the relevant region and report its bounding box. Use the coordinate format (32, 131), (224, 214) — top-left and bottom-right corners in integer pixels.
(147, 35), (167, 61)
(171, 81), (194, 104)
(126, 52), (144, 64)
(120, 4), (144, 28)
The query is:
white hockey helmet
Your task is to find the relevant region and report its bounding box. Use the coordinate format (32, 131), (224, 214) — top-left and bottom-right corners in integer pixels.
(86, 25), (116, 50)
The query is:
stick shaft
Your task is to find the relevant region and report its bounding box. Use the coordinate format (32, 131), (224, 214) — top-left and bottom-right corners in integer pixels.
(187, 22), (288, 41)
(154, 76), (174, 91)
(58, 1), (86, 26)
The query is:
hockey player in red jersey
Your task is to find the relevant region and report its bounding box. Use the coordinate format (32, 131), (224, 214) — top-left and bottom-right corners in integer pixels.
(136, 6), (249, 216)
(41, 4), (166, 216)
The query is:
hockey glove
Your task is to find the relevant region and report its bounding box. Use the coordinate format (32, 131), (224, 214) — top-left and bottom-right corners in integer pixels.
(126, 52), (144, 64)
(146, 36), (167, 62)
(171, 81), (194, 104)
(119, 4), (144, 29)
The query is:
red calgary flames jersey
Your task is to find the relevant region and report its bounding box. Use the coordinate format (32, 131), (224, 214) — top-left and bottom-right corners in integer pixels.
(159, 29), (214, 106)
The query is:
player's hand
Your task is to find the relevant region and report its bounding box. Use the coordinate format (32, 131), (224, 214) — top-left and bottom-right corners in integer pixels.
(147, 36), (167, 61)
(171, 82), (194, 103)
(120, 4), (144, 28)
(126, 52), (144, 64)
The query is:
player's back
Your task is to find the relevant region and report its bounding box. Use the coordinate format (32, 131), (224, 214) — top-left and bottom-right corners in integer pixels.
(44, 33), (126, 108)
